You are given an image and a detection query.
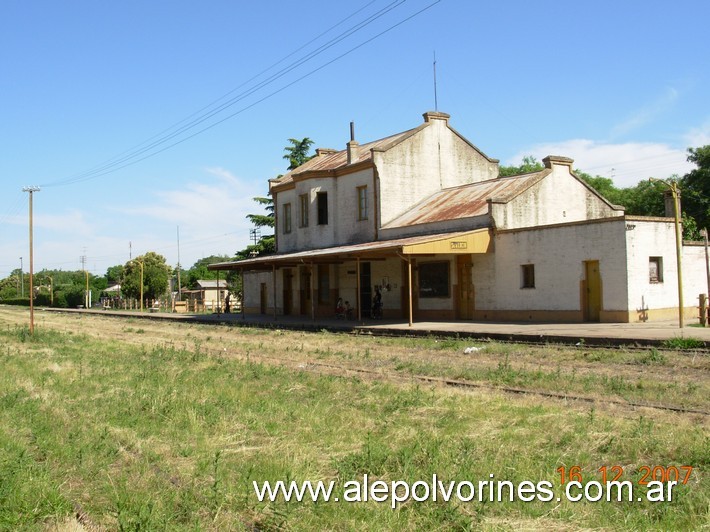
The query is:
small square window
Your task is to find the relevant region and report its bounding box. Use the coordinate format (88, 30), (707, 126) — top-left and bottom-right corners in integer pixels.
(649, 257), (663, 283)
(521, 264), (535, 289)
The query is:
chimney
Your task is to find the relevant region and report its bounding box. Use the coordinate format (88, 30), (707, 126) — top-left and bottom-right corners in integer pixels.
(347, 121), (359, 165)
(542, 155), (574, 169)
(663, 189), (681, 218)
(422, 111), (450, 124)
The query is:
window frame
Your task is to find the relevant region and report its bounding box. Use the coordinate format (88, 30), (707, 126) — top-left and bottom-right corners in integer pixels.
(317, 192), (328, 225)
(649, 256), (663, 283)
(299, 193), (309, 228)
(357, 185), (368, 221)
(418, 261), (450, 298)
(283, 203), (292, 234)
(521, 264), (535, 289)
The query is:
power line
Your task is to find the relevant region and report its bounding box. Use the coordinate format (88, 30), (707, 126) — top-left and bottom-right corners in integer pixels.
(41, 0), (388, 188)
(40, 0), (429, 188)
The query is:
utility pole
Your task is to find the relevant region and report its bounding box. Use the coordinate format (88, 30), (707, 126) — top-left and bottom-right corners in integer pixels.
(702, 229), (710, 324)
(433, 51), (438, 112)
(23, 186), (40, 334)
(80, 253), (88, 308)
(650, 178), (684, 328)
(176, 226), (182, 301)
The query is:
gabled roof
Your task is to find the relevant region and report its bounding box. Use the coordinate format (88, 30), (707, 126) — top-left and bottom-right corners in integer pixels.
(382, 170), (550, 228)
(270, 126), (423, 189)
(195, 279), (228, 289)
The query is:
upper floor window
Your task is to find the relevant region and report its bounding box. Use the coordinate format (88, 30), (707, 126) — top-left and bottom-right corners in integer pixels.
(283, 203), (292, 234)
(299, 194), (309, 227)
(317, 192), (328, 225)
(357, 185), (368, 221)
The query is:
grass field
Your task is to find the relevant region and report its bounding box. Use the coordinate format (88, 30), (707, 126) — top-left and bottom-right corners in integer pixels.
(0, 307), (707, 530)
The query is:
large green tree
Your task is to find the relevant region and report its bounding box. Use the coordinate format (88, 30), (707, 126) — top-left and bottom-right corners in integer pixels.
(680, 145), (710, 231)
(237, 137), (316, 261)
(499, 155), (544, 177)
(105, 264), (124, 285)
(503, 155), (701, 239)
(283, 137), (315, 170)
(186, 255), (232, 288)
(122, 252), (171, 301)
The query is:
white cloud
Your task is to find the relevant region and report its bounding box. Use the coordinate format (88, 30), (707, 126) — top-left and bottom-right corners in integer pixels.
(684, 119), (710, 147)
(122, 168), (262, 228)
(118, 167), (265, 266)
(610, 87), (679, 139)
(507, 139), (694, 188)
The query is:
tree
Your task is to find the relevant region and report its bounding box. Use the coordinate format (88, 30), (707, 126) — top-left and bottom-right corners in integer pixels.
(245, 196), (275, 230)
(186, 255), (232, 288)
(105, 264), (124, 285)
(234, 137), (315, 263)
(283, 137), (315, 170)
(680, 145), (710, 231)
(499, 155), (544, 177)
(122, 252), (171, 301)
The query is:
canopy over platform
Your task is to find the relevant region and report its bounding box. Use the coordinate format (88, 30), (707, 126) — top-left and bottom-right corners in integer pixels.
(208, 228), (492, 272)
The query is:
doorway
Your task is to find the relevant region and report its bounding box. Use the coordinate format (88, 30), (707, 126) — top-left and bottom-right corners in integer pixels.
(283, 269), (293, 315)
(584, 260), (601, 322)
(359, 262), (371, 316)
(456, 255), (473, 319)
(259, 283), (267, 314)
(299, 267), (311, 315)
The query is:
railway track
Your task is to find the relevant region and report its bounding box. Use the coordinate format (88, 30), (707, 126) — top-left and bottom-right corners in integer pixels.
(203, 346), (710, 418)
(9, 308), (710, 417)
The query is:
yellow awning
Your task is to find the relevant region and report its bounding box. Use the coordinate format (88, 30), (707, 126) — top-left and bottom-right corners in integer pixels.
(401, 228), (492, 254)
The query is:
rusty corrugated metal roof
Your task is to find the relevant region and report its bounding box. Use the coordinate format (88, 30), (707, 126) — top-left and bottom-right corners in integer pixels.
(382, 170), (550, 228)
(271, 127), (421, 188)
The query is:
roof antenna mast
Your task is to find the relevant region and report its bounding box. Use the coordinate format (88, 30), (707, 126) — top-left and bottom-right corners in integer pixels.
(433, 51), (438, 112)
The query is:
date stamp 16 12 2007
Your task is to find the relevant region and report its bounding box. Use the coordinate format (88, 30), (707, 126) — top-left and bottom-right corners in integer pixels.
(557, 465), (694, 486)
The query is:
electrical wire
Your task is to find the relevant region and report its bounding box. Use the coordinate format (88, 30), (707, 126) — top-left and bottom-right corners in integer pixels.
(42, 0), (384, 187)
(40, 0), (428, 188)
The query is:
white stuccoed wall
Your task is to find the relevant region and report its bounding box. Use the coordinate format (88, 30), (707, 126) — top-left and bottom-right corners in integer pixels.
(625, 219), (677, 313)
(625, 220), (709, 313)
(375, 114), (498, 227)
(683, 244), (710, 302)
(480, 219), (629, 312)
(492, 161), (623, 230)
(334, 168), (377, 245)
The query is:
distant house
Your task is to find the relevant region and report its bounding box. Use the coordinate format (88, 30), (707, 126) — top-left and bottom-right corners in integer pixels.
(181, 279), (229, 310)
(210, 111), (706, 323)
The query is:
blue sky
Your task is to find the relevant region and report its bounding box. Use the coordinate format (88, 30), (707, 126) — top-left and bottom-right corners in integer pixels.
(2, 0), (709, 278)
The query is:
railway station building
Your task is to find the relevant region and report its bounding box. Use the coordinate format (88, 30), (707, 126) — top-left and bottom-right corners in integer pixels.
(210, 111), (707, 324)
